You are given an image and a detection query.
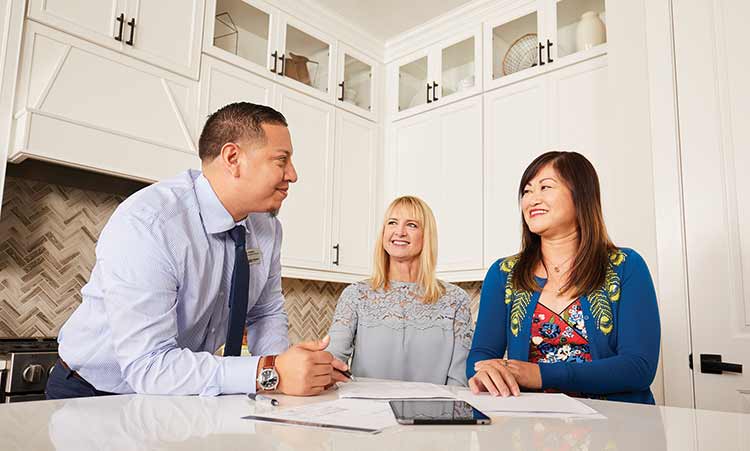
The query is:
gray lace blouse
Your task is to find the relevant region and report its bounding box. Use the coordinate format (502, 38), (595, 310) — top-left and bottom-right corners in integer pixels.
(327, 280), (474, 386)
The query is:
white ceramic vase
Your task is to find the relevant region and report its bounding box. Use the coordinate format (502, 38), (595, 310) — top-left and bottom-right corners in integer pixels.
(576, 11), (606, 51)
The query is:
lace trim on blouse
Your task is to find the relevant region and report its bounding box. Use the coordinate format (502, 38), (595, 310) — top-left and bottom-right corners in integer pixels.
(331, 280), (474, 349)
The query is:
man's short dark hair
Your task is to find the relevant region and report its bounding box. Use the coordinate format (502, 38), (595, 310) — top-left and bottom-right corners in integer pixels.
(198, 102), (288, 161)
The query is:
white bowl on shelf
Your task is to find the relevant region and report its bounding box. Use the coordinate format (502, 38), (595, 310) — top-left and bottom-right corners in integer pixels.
(456, 75), (475, 92)
(344, 88), (358, 105)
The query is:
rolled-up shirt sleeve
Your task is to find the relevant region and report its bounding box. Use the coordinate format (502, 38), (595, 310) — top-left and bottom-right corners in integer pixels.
(99, 213), (258, 396)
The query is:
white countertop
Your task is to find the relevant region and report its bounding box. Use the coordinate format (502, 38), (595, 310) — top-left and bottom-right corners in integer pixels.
(1, 387), (748, 451)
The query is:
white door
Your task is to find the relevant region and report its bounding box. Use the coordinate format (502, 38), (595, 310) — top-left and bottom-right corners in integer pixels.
(331, 110), (378, 275)
(483, 77), (548, 267)
(275, 86), (334, 270)
(125, 0), (204, 78)
(27, 0), (125, 52)
(673, 0), (750, 413)
(390, 96), (483, 274)
(198, 55), (275, 132)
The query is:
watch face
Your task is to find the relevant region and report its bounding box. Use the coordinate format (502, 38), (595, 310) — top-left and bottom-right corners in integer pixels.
(259, 368), (279, 390)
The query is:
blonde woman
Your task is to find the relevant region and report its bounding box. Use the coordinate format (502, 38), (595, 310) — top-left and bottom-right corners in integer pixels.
(327, 196), (473, 386)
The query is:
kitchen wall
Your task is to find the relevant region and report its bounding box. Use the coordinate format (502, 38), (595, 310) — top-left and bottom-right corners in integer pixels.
(0, 175), (482, 341)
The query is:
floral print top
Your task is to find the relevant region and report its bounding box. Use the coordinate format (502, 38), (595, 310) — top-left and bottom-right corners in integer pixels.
(529, 299), (592, 364)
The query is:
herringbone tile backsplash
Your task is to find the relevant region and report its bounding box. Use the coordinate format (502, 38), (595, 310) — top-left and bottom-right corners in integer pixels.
(0, 176), (482, 342)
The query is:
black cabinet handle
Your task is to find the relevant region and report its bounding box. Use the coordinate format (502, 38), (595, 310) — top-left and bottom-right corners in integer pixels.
(270, 50), (278, 73)
(700, 354), (743, 374)
(432, 81), (438, 102)
(338, 81), (345, 101)
(114, 13), (125, 42)
(333, 244), (340, 266)
(538, 42), (545, 66)
(125, 17), (135, 46)
(547, 39), (554, 63)
(280, 53), (285, 77)
(426, 83), (432, 104)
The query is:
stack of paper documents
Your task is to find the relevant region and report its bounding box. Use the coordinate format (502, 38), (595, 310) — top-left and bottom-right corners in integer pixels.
(243, 399), (397, 434)
(455, 391), (605, 419)
(336, 379), (455, 400)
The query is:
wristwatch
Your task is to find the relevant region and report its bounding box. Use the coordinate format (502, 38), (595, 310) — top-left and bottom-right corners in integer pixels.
(256, 355), (279, 391)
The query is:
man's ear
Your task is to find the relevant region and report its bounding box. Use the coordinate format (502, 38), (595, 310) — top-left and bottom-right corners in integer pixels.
(219, 142), (241, 177)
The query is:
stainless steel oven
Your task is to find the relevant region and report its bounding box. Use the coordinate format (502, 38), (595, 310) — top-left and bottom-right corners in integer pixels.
(0, 338), (58, 403)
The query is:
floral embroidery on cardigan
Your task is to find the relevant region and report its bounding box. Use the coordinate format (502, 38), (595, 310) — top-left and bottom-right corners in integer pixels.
(587, 249), (627, 334)
(500, 249), (627, 337)
(500, 255), (532, 337)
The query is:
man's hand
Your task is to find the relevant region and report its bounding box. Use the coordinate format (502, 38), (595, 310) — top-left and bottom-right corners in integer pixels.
(274, 335), (350, 396)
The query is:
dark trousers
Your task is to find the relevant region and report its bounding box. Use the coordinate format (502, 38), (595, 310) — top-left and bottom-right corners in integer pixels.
(45, 359), (119, 400)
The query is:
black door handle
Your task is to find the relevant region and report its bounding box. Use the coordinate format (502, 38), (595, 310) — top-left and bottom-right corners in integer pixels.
(338, 81), (345, 101)
(333, 244), (340, 266)
(114, 13), (125, 41)
(125, 17), (136, 46)
(280, 53), (285, 77)
(432, 81), (438, 102)
(700, 354), (743, 374)
(546, 39), (554, 63)
(538, 42), (545, 66)
(426, 83), (432, 104)
(270, 50), (278, 73)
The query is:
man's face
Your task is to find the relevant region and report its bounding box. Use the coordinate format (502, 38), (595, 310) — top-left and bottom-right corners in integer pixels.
(238, 123), (297, 213)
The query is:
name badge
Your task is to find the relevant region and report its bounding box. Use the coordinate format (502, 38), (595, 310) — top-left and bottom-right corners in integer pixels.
(246, 248), (262, 265)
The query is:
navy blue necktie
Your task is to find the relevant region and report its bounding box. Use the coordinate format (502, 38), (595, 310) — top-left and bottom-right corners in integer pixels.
(224, 225), (249, 357)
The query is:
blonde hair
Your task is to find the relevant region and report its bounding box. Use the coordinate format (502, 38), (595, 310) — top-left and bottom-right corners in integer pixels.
(370, 196), (445, 303)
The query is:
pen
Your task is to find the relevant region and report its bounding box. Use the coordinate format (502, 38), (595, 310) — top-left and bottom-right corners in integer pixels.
(339, 369), (356, 381)
(247, 393), (279, 406)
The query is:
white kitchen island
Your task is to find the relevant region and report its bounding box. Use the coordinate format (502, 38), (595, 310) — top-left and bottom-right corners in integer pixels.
(0, 387), (747, 451)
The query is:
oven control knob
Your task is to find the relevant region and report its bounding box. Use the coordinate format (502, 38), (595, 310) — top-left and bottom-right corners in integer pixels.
(22, 364), (44, 383)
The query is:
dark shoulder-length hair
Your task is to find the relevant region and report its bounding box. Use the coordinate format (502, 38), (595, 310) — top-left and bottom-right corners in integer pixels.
(513, 151), (616, 298)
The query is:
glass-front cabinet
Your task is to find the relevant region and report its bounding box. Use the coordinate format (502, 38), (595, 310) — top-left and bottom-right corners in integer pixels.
(204, 0), (335, 102)
(337, 44), (377, 121)
(552, 0), (607, 60)
(392, 26), (481, 120)
(484, 0), (607, 90)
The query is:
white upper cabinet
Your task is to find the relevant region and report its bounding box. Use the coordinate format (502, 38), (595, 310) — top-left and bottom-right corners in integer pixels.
(28, 0), (204, 79)
(204, 0), (337, 104)
(336, 43), (377, 121)
(331, 110), (378, 275)
(275, 87), (335, 271)
(390, 25), (482, 120)
(484, 0), (607, 91)
(388, 95), (483, 277)
(27, 0), (125, 52)
(122, 0), (204, 79)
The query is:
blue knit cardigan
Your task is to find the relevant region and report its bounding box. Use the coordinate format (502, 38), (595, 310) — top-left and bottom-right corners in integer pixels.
(466, 248), (660, 404)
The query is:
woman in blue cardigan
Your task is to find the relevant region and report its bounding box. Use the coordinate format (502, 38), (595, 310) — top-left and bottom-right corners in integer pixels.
(467, 151), (660, 404)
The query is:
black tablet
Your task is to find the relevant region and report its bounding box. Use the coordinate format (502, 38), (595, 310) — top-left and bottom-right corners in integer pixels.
(389, 400), (492, 425)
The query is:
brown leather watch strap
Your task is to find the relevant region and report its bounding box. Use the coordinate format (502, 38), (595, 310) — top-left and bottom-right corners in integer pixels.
(259, 355), (276, 370)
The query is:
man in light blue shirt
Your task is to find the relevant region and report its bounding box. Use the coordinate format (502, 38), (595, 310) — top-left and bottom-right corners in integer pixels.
(47, 103), (349, 398)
